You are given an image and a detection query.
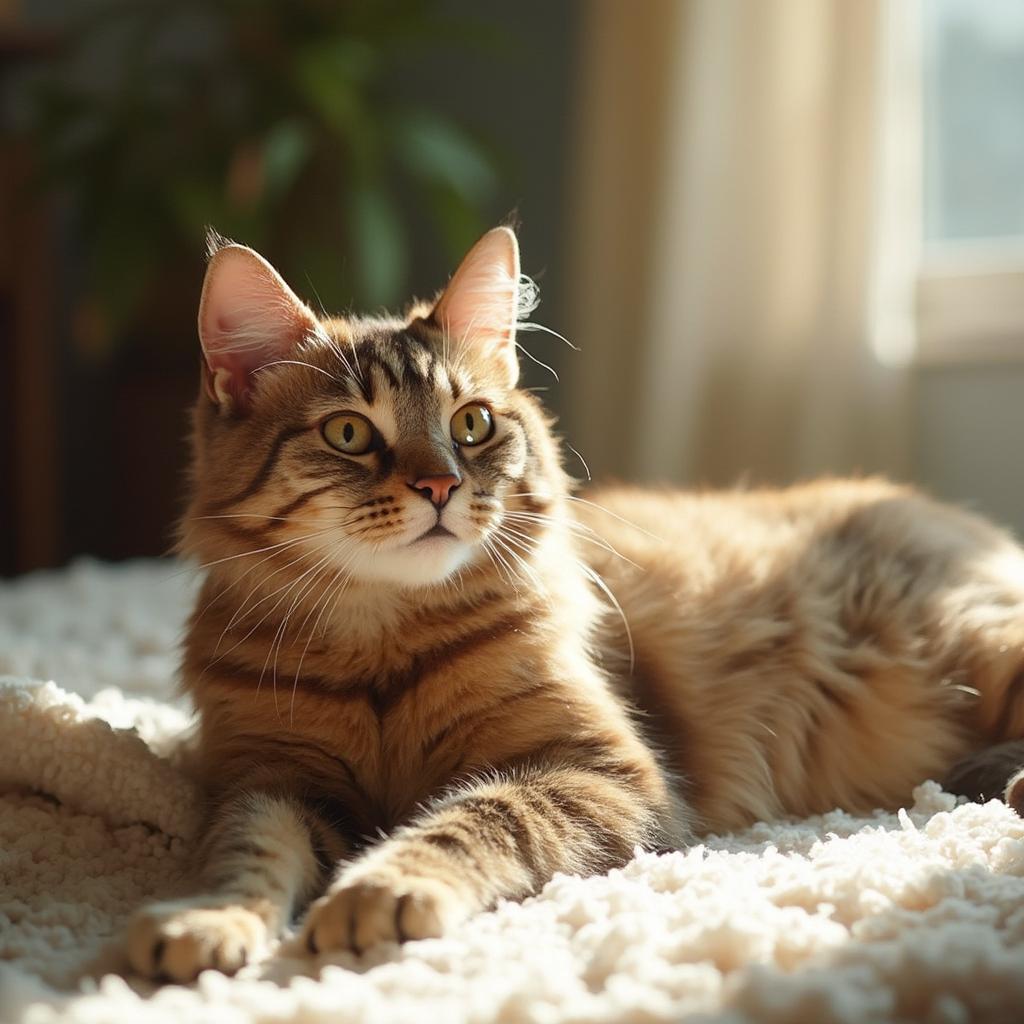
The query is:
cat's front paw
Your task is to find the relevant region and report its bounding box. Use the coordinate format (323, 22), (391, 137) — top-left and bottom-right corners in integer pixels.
(125, 897), (271, 982)
(302, 874), (467, 956)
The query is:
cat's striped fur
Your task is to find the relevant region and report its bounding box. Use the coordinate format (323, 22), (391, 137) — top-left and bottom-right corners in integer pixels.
(126, 228), (1024, 982)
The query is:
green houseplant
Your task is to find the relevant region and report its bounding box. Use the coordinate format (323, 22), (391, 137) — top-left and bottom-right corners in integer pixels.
(13, 0), (504, 352)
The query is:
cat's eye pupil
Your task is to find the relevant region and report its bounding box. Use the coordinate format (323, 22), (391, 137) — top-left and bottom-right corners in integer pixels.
(450, 403), (494, 447)
(322, 412), (374, 455)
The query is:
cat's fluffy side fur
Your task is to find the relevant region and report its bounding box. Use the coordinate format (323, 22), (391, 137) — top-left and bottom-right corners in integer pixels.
(125, 228), (1024, 982)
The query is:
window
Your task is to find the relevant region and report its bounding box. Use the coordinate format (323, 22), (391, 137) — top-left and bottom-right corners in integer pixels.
(916, 0), (1024, 363)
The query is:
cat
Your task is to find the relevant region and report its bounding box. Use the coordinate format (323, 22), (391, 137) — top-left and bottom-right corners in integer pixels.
(125, 226), (1024, 982)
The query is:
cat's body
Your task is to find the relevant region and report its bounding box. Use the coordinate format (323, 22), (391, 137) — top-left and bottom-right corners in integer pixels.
(583, 479), (1024, 832)
(126, 228), (1024, 982)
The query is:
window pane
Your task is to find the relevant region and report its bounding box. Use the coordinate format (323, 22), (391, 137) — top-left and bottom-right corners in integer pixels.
(923, 0), (1024, 243)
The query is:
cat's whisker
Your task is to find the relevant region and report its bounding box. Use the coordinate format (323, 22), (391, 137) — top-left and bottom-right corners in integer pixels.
(209, 537), (341, 666)
(447, 306), (489, 378)
(296, 541), (359, 641)
(321, 551), (362, 630)
(288, 552), (361, 726)
(491, 522), (541, 550)
(492, 520), (616, 639)
(514, 342), (558, 382)
(263, 550), (339, 715)
(271, 559), (341, 703)
(507, 493), (666, 543)
(195, 533), (332, 627)
(202, 566), (312, 681)
(481, 536), (520, 595)
(254, 359), (342, 385)
(501, 508), (638, 559)
(302, 275), (331, 323)
(289, 548), (356, 655)
(575, 560), (635, 673)
(563, 442), (592, 482)
(190, 512), (323, 524)
(219, 544), (328, 643)
(493, 530), (547, 589)
(288, 539), (359, 654)
(347, 332), (365, 385)
(192, 527), (343, 629)
(163, 527), (333, 581)
(287, 569), (341, 727)
(489, 530), (546, 595)
(495, 548), (543, 596)
(192, 500), (368, 523)
(313, 321), (358, 383)
(516, 319), (580, 351)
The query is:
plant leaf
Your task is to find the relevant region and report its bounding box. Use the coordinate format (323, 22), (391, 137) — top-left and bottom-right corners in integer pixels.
(392, 109), (498, 203)
(349, 183), (406, 307)
(262, 121), (313, 198)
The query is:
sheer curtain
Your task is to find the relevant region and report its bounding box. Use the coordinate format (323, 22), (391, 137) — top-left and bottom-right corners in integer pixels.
(563, 0), (915, 487)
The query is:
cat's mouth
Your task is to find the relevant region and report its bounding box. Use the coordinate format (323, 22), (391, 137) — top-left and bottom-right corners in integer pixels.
(413, 523), (456, 543)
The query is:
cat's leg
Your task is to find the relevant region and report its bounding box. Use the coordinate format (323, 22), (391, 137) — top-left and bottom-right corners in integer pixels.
(943, 740), (1024, 815)
(126, 791), (346, 982)
(302, 763), (678, 956)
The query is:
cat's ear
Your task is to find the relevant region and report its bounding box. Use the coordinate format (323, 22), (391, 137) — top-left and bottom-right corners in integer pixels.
(198, 238), (319, 415)
(430, 227), (521, 387)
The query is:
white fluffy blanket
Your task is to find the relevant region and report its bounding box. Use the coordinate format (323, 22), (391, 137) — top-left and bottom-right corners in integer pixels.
(3, 561), (1024, 1023)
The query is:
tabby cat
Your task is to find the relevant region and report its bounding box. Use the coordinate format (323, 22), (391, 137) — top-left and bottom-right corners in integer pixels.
(126, 227), (1024, 982)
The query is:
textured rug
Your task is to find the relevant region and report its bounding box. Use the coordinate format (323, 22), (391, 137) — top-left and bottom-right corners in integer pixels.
(2, 560), (1024, 1024)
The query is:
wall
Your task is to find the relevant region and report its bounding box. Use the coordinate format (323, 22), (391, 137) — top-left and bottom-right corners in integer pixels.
(915, 363), (1024, 536)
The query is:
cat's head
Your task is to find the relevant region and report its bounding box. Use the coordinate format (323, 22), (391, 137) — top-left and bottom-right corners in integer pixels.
(183, 227), (567, 589)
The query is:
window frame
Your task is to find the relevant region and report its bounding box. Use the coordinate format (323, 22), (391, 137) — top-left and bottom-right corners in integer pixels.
(912, 4), (1024, 366)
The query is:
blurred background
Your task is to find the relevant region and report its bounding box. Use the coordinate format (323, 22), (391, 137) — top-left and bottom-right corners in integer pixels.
(2, 0), (1023, 576)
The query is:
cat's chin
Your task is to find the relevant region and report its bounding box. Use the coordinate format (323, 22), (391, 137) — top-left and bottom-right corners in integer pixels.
(344, 538), (474, 588)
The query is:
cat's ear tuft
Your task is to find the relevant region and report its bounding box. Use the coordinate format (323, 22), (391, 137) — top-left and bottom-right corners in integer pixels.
(198, 240), (319, 415)
(430, 227), (521, 387)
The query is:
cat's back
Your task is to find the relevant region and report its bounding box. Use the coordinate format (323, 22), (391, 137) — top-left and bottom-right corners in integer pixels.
(573, 477), (1024, 831)
(577, 476), (1015, 602)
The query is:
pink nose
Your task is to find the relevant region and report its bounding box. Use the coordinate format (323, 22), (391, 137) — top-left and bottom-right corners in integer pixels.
(409, 474), (461, 508)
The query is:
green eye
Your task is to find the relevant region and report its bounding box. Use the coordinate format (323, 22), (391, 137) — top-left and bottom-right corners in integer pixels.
(322, 413), (375, 454)
(450, 403), (495, 447)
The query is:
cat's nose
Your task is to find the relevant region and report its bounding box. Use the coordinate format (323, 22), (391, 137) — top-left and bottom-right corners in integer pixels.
(408, 473), (462, 509)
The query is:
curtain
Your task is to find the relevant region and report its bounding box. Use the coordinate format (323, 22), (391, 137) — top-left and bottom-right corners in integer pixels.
(563, 0), (915, 488)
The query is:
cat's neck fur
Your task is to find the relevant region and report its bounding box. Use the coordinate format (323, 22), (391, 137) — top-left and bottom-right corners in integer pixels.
(189, 494), (597, 684)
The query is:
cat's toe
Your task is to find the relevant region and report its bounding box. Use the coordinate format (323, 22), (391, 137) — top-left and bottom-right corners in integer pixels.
(125, 899), (269, 982)
(303, 876), (461, 956)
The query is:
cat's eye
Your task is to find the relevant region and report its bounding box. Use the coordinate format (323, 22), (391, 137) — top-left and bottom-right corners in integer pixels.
(450, 403), (495, 447)
(322, 413), (375, 455)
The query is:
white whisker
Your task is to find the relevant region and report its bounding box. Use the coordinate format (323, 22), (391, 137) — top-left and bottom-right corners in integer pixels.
(564, 442), (592, 482)
(254, 359), (342, 385)
(507, 492), (665, 543)
(577, 561), (635, 673)
(514, 342), (559, 382)
(516, 320), (580, 351)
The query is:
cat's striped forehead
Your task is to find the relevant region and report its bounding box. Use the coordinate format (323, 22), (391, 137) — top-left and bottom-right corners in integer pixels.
(291, 314), (512, 423)
(325, 318), (470, 408)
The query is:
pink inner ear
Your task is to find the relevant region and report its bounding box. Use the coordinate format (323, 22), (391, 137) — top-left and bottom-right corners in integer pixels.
(215, 312), (243, 335)
(198, 244), (317, 411)
(432, 227), (521, 385)
(202, 313), (280, 409)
